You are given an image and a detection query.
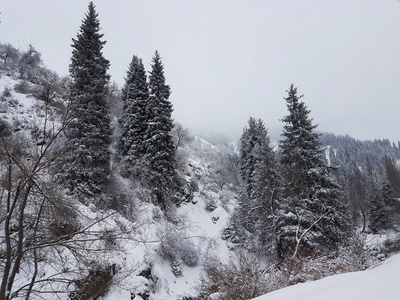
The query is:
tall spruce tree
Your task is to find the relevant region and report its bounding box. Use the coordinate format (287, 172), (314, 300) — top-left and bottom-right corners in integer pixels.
(239, 117), (261, 199)
(277, 84), (348, 258)
(119, 55), (149, 176)
(57, 2), (111, 196)
(384, 155), (400, 197)
(369, 185), (390, 233)
(251, 134), (281, 251)
(236, 117), (281, 252)
(143, 51), (176, 206)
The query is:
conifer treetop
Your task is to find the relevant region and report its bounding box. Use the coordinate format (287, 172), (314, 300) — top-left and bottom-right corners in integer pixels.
(149, 50), (171, 101)
(58, 1), (111, 196)
(70, 1), (109, 83)
(280, 84), (323, 173)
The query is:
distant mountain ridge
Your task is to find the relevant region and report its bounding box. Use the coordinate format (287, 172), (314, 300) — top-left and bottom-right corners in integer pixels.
(320, 132), (400, 179)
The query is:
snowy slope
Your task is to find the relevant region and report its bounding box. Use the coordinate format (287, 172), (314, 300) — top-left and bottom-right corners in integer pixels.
(102, 177), (236, 299)
(253, 254), (400, 300)
(98, 140), (238, 300)
(1, 70), (240, 299)
(3, 70), (400, 300)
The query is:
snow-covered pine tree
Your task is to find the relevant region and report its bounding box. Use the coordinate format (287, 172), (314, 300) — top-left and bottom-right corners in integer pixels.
(277, 84), (349, 258)
(369, 183), (391, 233)
(250, 125), (281, 252)
(381, 181), (394, 205)
(57, 2), (111, 196)
(235, 117), (281, 252)
(384, 155), (400, 197)
(118, 55), (149, 176)
(239, 117), (260, 199)
(143, 51), (176, 207)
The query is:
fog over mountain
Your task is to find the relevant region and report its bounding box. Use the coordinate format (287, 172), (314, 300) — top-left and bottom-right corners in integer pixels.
(1, 0), (399, 141)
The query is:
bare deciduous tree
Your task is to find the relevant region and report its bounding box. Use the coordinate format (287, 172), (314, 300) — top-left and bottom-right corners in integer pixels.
(171, 122), (193, 151)
(0, 91), (123, 299)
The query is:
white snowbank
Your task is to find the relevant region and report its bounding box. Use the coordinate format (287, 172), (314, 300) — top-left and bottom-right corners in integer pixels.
(253, 254), (400, 300)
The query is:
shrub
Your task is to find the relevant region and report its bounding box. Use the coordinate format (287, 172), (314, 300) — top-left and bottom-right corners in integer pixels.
(2, 87), (12, 98)
(48, 222), (78, 239)
(195, 251), (269, 300)
(158, 226), (200, 274)
(189, 179), (199, 193)
(0, 119), (12, 137)
(14, 80), (32, 94)
(8, 98), (19, 108)
(383, 236), (400, 255)
(171, 259), (183, 276)
(46, 195), (80, 239)
(100, 230), (118, 250)
(221, 220), (251, 250)
(204, 195), (217, 211)
(70, 264), (116, 300)
(181, 242), (200, 267)
(277, 237), (376, 287)
(170, 178), (194, 206)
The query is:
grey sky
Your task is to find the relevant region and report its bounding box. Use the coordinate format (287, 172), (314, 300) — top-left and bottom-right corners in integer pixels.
(1, 0), (399, 142)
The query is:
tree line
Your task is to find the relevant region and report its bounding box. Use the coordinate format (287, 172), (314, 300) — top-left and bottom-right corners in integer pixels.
(225, 85), (349, 259)
(225, 86), (400, 260)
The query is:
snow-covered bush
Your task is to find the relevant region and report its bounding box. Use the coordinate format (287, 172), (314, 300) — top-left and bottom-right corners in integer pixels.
(278, 236), (376, 286)
(171, 258), (184, 276)
(100, 230), (119, 250)
(8, 98), (19, 108)
(70, 264), (116, 300)
(382, 235), (400, 255)
(343, 232), (374, 271)
(222, 217), (253, 251)
(2, 86), (12, 98)
(181, 242), (200, 267)
(205, 196), (218, 211)
(0, 102), (8, 113)
(159, 232), (200, 266)
(189, 178), (199, 193)
(158, 224), (200, 274)
(175, 147), (191, 173)
(14, 79), (32, 93)
(201, 189), (218, 211)
(171, 176), (194, 206)
(195, 251), (269, 300)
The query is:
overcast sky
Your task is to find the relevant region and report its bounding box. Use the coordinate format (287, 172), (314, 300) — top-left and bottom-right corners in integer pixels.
(1, 0), (400, 142)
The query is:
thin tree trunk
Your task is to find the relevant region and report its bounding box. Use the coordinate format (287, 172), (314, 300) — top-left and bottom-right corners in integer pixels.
(6, 180), (33, 299)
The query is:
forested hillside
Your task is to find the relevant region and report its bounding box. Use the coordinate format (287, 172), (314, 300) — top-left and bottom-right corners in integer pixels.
(321, 133), (400, 179)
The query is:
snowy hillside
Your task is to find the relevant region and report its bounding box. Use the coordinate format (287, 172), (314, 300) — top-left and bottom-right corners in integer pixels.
(103, 146), (239, 299)
(0, 69), (240, 299)
(253, 254), (400, 300)
(2, 45), (400, 299)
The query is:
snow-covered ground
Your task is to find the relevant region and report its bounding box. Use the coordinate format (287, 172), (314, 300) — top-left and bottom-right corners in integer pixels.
(0, 71), (239, 299)
(253, 254), (400, 300)
(103, 152), (237, 299)
(3, 70), (400, 300)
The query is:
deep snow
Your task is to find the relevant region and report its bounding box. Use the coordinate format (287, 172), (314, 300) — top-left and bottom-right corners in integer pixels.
(253, 254), (400, 300)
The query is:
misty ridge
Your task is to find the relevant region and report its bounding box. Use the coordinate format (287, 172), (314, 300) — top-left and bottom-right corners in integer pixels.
(1, 2), (400, 300)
